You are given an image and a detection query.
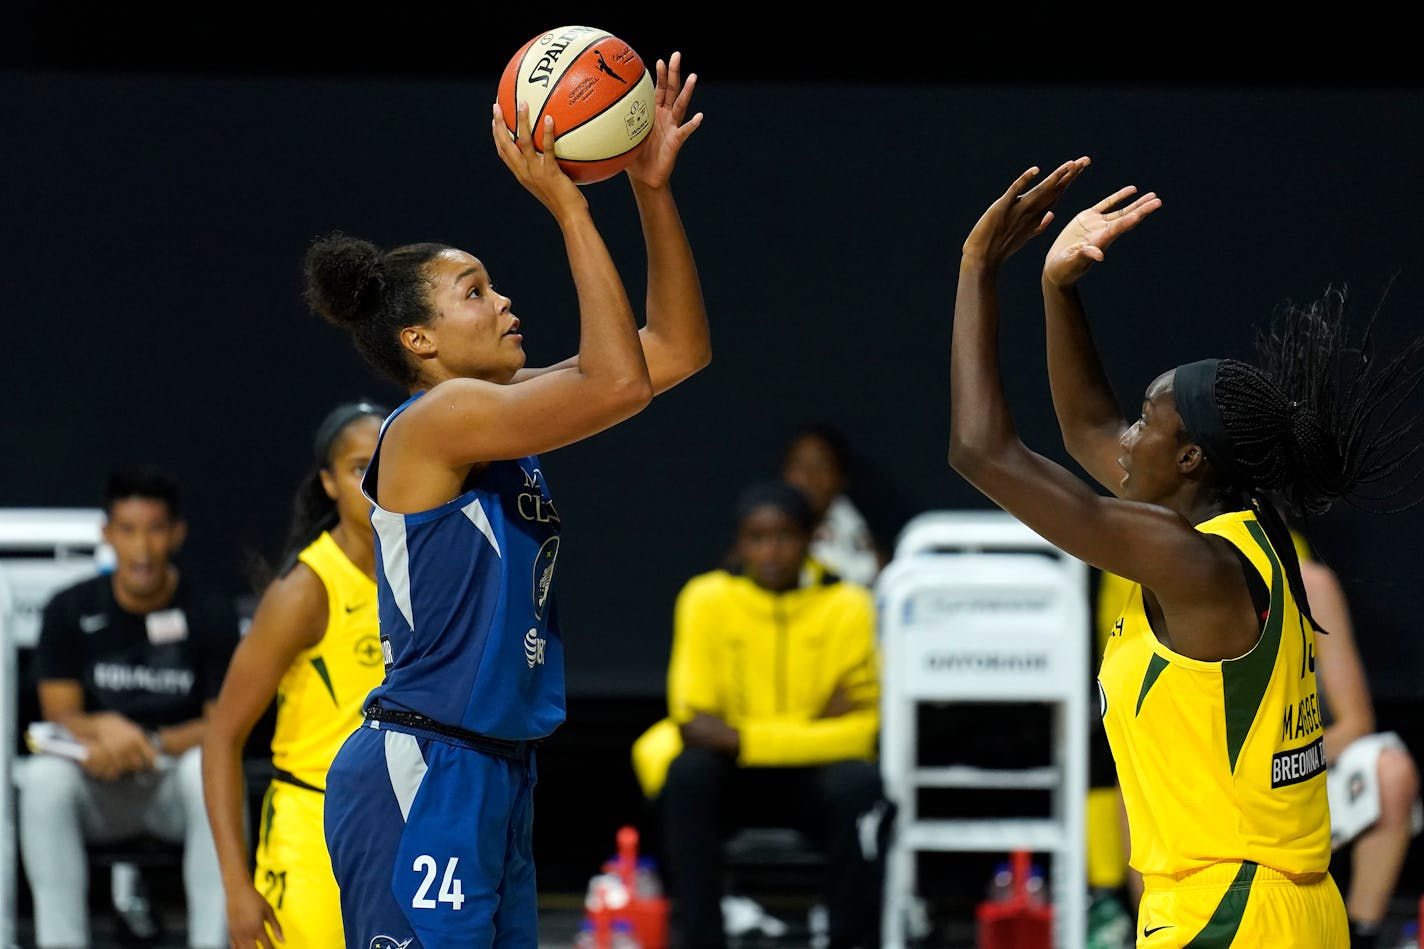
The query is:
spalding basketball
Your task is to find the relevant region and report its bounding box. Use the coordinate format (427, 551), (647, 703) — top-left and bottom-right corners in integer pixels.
(497, 26), (655, 185)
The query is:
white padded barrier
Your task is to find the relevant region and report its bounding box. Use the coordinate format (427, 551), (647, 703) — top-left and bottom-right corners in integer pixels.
(876, 510), (1089, 949)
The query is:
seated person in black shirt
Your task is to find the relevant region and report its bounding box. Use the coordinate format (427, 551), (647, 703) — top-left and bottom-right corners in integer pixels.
(15, 465), (240, 949)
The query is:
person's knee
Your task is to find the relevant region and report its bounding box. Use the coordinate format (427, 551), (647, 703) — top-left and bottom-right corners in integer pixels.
(15, 755), (86, 819)
(1375, 746), (1420, 824)
(822, 759), (885, 813)
(662, 746), (726, 802)
(173, 746), (205, 799)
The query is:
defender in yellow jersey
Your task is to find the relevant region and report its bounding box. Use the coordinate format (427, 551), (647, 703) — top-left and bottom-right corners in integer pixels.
(949, 159), (1424, 947)
(202, 402), (388, 949)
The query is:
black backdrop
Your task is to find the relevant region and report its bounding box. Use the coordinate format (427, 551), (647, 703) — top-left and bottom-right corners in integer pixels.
(5, 9), (1424, 898)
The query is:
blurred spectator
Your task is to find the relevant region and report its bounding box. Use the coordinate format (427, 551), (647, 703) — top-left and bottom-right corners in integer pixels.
(632, 479), (892, 949)
(15, 465), (239, 949)
(780, 422), (886, 587)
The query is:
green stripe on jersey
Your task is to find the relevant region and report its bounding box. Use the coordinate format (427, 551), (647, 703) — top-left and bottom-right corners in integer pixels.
(1220, 521), (1285, 773)
(1182, 860), (1257, 947)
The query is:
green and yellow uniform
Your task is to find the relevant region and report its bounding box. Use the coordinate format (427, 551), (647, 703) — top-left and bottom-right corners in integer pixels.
(253, 531), (384, 949)
(1098, 510), (1346, 947)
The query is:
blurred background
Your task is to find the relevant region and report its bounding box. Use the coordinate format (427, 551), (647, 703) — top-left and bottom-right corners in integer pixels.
(4, 0), (1423, 917)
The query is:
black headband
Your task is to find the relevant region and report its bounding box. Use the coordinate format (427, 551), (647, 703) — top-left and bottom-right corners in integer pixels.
(313, 401), (388, 466)
(1173, 358), (1241, 484)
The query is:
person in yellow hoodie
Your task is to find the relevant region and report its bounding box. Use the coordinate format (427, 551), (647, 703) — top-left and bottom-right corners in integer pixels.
(632, 479), (890, 949)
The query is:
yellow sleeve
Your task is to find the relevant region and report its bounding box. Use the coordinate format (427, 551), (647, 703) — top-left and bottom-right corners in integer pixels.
(666, 575), (722, 722)
(739, 586), (880, 766)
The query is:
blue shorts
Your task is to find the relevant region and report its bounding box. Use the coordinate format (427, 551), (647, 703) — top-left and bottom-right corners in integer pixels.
(323, 721), (539, 949)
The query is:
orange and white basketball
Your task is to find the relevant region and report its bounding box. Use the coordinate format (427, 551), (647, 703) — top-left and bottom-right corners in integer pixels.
(497, 26), (655, 185)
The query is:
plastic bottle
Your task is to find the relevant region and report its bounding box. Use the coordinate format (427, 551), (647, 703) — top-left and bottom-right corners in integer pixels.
(633, 856), (663, 899)
(610, 919), (641, 949)
(1024, 861), (1046, 904)
(573, 919), (599, 949)
(986, 860), (1014, 902)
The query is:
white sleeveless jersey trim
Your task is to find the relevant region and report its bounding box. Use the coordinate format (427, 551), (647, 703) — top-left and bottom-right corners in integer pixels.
(372, 509), (415, 631)
(462, 498), (501, 558)
(383, 728), (427, 822)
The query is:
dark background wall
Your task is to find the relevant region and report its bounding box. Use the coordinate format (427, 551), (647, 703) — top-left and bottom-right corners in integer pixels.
(5, 8), (1424, 896)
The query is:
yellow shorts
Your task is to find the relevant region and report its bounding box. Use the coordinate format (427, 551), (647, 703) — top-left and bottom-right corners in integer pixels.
(253, 778), (344, 949)
(1137, 861), (1346, 948)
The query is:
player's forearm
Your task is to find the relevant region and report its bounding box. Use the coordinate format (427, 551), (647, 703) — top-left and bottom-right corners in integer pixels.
(154, 717), (207, 756)
(201, 737), (255, 887)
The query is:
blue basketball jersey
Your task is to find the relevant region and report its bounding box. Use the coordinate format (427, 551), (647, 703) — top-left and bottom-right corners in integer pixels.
(360, 393), (566, 741)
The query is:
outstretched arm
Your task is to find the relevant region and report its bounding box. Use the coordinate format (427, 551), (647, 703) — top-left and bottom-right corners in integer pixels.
(626, 52), (710, 394)
(1041, 187), (1163, 492)
(947, 163), (1240, 660)
(516, 53), (710, 395)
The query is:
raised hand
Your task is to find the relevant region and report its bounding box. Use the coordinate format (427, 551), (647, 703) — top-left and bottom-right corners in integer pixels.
(626, 52), (704, 189)
(490, 101), (588, 220)
(1043, 185), (1162, 288)
(962, 157), (1092, 267)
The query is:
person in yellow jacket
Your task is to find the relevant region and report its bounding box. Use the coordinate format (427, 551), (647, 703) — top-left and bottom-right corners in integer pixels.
(632, 479), (891, 949)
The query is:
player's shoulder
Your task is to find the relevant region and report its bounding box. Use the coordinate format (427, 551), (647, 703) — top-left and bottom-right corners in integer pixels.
(43, 572), (107, 618)
(677, 568), (738, 601)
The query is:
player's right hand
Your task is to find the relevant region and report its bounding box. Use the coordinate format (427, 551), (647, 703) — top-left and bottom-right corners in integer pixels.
(84, 712), (158, 778)
(226, 883), (285, 949)
(491, 102), (589, 221)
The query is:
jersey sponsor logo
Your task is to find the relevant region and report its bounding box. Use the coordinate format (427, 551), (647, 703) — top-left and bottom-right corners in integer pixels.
(145, 608), (188, 645)
(79, 613), (109, 634)
(345, 601), (368, 613)
(92, 662), (194, 695)
(532, 536), (560, 620)
(524, 627), (546, 668)
(1143, 923), (1174, 937)
(517, 467), (560, 526)
(1271, 735), (1327, 788)
(1097, 678), (1108, 719)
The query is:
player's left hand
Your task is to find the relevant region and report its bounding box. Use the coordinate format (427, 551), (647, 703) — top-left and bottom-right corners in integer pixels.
(626, 52), (704, 189)
(1042, 184), (1163, 288)
(680, 711), (740, 756)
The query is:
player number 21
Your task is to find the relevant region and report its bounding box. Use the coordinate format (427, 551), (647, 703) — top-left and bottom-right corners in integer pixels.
(412, 854), (466, 910)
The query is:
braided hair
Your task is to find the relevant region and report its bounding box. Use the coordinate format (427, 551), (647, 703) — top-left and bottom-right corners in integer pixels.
(1183, 285), (1424, 630)
(1217, 284), (1424, 518)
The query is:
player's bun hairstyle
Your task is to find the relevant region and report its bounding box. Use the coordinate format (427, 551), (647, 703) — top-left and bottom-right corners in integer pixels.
(302, 231), (451, 386)
(1216, 285), (1424, 518)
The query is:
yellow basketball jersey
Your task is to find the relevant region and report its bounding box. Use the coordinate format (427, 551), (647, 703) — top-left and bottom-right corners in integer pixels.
(1098, 510), (1331, 879)
(269, 531), (384, 789)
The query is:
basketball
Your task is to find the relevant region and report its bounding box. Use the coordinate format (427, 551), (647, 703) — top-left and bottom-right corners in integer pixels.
(497, 26), (655, 185)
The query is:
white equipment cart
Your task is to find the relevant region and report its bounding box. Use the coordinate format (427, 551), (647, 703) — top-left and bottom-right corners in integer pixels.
(876, 510), (1089, 949)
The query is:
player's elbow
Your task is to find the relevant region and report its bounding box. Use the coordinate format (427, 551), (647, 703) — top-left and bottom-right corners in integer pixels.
(948, 434), (989, 478)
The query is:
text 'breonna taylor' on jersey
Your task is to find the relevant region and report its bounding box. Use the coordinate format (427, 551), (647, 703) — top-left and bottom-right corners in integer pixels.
(359, 393), (566, 741)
